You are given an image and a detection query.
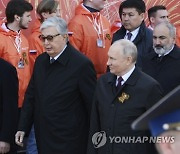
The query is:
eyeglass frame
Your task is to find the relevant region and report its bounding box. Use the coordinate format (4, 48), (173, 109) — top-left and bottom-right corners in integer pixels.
(39, 33), (61, 42)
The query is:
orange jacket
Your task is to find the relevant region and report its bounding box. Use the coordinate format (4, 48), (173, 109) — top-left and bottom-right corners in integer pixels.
(68, 3), (112, 78)
(176, 25), (180, 47)
(28, 19), (44, 72)
(111, 20), (121, 34)
(0, 21), (31, 108)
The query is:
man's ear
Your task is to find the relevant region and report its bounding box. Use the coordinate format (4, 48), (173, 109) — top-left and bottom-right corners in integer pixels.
(41, 12), (49, 20)
(14, 15), (20, 22)
(150, 17), (155, 25)
(140, 13), (145, 22)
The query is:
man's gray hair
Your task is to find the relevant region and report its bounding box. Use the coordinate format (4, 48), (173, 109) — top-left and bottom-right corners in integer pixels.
(40, 17), (68, 35)
(113, 39), (137, 63)
(155, 22), (176, 38)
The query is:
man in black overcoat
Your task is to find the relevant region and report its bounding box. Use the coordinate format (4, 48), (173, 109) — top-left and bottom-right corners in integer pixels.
(112, 0), (153, 68)
(0, 58), (18, 154)
(87, 39), (163, 154)
(15, 17), (97, 154)
(142, 22), (180, 95)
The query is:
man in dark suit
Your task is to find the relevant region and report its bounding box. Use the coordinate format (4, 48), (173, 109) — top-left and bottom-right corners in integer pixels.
(15, 17), (97, 154)
(87, 39), (163, 154)
(142, 22), (180, 95)
(0, 58), (18, 154)
(112, 0), (153, 68)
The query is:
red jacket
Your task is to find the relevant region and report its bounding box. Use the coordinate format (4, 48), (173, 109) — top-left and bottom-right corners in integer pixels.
(68, 3), (112, 78)
(0, 21), (31, 107)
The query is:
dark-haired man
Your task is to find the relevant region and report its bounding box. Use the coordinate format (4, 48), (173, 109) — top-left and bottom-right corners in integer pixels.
(112, 0), (153, 68)
(147, 5), (169, 30)
(0, 0), (33, 112)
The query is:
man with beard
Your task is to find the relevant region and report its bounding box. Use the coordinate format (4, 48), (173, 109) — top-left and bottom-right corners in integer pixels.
(142, 22), (180, 95)
(0, 0), (33, 112)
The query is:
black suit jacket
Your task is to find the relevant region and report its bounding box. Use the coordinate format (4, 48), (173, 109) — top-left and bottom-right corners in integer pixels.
(0, 58), (18, 153)
(142, 45), (180, 95)
(19, 43), (97, 154)
(87, 67), (163, 154)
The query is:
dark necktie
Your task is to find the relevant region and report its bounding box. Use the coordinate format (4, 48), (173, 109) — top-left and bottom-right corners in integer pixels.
(116, 76), (123, 90)
(127, 32), (132, 40)
(50, 58), (55, 64)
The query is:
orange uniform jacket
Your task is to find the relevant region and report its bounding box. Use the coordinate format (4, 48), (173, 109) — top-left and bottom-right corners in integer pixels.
(0, 21), (31, 107)
(68, 3), (112, 78)
(28, 19), (44, 72)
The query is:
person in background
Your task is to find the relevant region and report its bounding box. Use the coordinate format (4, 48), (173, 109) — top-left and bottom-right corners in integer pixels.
(28, 0), (60, 72)
(87, 39), (162, 154)
(141, 22), (180, 95)
(132, 85), (180, 154)
(147, 5), (180, 47)
(15, 17), (96, 154)
(0, 0), (33, 112)
(0, 58), (18, 154)
(112, 0), (153, 68)
(68, 0), (112, 78)
(147, 5), (169, 30)
(27, 1), (60, 153)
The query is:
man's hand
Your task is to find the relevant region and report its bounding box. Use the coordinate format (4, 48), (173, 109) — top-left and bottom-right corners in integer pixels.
(0, 141), (10, 154)
(15, 131), (25, 147)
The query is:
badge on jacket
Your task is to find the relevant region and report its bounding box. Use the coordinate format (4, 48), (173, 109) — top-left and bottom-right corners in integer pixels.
(118, 92), (130, 103)
(97, 39), (103, 48)
(18, 58), (24, 69)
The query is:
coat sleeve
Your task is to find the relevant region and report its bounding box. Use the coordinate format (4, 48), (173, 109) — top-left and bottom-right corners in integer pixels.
(0, 64), (18, 143)
(18, 66), (36, 134)
(87, 89), (100, 154)
(146, 82), (163, 109)
(78, 59), (97, 117)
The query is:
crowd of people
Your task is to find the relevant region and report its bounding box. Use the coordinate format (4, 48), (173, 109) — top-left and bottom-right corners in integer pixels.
(0, 0), (179, 154)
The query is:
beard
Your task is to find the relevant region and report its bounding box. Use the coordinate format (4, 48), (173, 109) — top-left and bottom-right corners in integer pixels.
(19, 18), (28, 29)
(153, 45), (166, 56)
(153, 44), (173, 56)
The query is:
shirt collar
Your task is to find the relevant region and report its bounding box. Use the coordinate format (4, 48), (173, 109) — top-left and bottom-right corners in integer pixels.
(117, 65), (135, 85)
(125, 27), (140, 41)
(50, 44), (67, 61)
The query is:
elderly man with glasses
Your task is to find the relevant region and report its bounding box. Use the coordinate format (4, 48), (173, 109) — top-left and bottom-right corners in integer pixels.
(15, 17), (97, 154)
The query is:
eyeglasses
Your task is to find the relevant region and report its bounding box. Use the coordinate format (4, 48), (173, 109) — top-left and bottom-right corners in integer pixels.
(39, 34), (60, 42)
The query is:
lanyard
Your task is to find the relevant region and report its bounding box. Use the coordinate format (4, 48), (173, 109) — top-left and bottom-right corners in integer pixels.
(9, 32), (22, 54)
(87, 13), (104, 38)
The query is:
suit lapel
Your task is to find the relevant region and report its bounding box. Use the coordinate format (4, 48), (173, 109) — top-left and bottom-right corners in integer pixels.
(107, 68), (140, 104)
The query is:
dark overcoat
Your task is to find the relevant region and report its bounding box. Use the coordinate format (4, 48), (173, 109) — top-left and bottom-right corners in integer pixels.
(142, 45), (180, 95)
(87, 68), (163, 154)
(0, 58), (18, 153)
(19, 43), (97, 154)
(112, 22), (153, 68)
